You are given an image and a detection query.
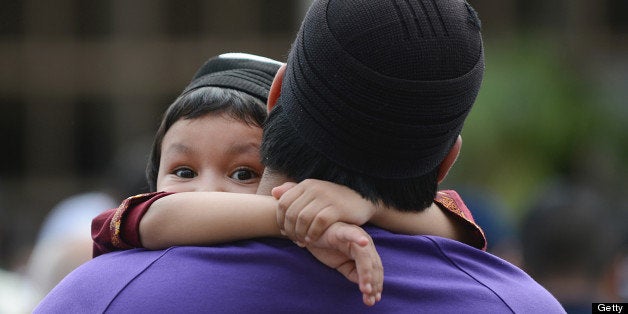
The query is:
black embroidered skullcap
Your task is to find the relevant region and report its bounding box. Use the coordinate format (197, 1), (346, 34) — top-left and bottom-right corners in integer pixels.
(276, 0), (485, 179)
(182, 52), (282, 103)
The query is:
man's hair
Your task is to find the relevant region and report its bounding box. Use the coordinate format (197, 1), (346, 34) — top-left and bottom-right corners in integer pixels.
(260, 0), (484, 211)
(262, 105), (438, 211)
(146, 87), (267, 191)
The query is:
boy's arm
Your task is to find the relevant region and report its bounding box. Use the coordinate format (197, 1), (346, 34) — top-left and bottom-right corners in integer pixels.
(371, 191), (487, 250)
(304, 222), (382, 306)
(92, 192), (174, 257)
(138, 192), (280, 249)
(91, 190), (383, 305)
(369, 203), (465, 242)
(125, 191), (384, 306)
(92, 207), (119, 257)
(274, 179), (486, 250)
(91, 192), (279, 254)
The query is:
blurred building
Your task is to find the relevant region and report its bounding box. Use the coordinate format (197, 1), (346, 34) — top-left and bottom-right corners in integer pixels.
(0, 0), (626, 270)
(0, 0), (302, 269)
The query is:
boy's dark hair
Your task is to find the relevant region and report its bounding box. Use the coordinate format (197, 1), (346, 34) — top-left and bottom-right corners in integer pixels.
(146, 87), (267, 191)
(146, 53), (281, 191)
(260, 0), (484, 211)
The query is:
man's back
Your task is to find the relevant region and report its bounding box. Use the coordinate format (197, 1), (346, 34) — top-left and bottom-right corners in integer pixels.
(36, 227), (564, 313)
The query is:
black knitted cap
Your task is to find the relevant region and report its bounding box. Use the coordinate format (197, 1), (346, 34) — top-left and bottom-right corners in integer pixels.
(182, 52), (282, 102)
(276, 0), (485, 179)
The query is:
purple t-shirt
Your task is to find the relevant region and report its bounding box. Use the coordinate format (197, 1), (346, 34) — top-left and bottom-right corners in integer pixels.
(35, 227), (564, 313)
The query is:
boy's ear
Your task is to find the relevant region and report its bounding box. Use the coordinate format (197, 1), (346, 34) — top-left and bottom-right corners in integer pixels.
(267, 64), (287, 113)
(437, 135), (462, 184)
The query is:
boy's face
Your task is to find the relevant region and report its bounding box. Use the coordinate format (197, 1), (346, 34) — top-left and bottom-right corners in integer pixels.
(156, 113), (264, 194)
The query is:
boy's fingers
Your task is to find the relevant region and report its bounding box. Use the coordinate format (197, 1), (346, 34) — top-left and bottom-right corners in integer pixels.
(275, 183), (301, 233)
(338, 227), (382, 307)
(307, 207), (339, 243)
(311, 222), (382, 306)
(352, 241), (383, 306)
(293, 202), (320, 242)
(334, 244), (381, 307)
(335, 261), (359, 284)
(271, 182), (297, 199)
(283, 191), (315, 240)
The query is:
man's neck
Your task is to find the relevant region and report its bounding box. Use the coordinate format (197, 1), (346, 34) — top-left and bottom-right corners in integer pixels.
(256, 168), (288, 196)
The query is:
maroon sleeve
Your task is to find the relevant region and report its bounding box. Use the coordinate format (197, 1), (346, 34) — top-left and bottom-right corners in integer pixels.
(91, 191), (174, 257)
(434, 190), (487, 251)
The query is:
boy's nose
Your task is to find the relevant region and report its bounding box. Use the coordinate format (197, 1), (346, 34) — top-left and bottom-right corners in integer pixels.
(194, 174), (226, 192)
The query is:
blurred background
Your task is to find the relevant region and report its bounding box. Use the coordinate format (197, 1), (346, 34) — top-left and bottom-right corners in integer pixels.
(0, 0), (626, 311)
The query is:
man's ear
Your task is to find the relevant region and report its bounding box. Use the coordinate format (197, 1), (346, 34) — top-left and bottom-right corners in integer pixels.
(267, 64), (286, 113)
(437, 135), (462, 184)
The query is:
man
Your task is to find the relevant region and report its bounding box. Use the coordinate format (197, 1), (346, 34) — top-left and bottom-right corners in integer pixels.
(35, 0), (564, 312)
(521, 184), (625, 313)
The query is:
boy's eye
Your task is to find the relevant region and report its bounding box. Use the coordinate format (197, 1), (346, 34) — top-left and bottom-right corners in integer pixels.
(230, 168), (259, 182)
(174, 168), (196, 179)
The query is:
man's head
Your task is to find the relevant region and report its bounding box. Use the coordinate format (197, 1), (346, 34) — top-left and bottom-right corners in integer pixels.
(260, 0), (484, 211)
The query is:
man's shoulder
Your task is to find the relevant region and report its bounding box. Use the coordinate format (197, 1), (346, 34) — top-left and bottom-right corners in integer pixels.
(37, 237), (564, 313)
(34, 249), (168, 313)
(426, 236), (565, 313)
(92, 243), (369, 313)
(364, 230), (564, 313)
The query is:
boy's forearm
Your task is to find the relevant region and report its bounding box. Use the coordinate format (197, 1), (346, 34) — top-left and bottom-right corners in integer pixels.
(370, 203), (463, 240)
(140, 192), (282, 249)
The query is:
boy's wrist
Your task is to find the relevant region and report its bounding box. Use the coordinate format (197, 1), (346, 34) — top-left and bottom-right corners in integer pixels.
(369, 202), (390, 226)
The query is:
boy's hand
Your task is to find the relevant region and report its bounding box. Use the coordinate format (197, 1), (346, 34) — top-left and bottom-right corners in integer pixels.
(305, 222), (383, 306)
(272, 179), (377, 245)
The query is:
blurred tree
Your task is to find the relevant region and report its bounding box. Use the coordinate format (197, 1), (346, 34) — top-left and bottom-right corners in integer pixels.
(449, 38), (620, 214)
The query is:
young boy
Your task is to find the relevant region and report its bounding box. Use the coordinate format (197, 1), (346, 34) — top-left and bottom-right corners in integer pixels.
(92, 53), (486, 306)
